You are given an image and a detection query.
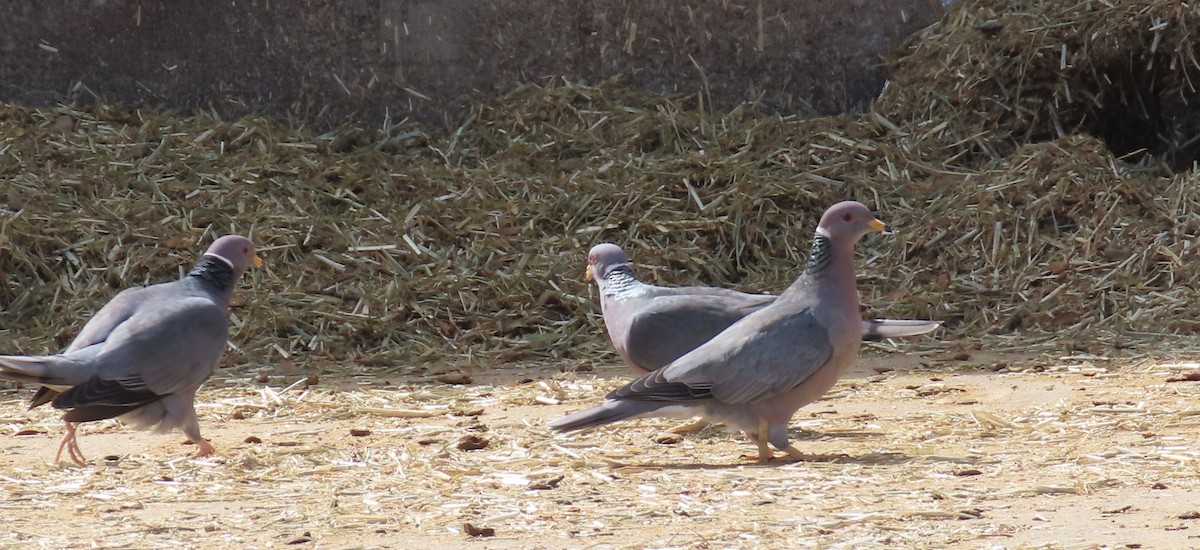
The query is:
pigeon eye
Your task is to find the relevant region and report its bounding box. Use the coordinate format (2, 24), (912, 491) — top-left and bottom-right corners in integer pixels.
(842, 213), (853, 222)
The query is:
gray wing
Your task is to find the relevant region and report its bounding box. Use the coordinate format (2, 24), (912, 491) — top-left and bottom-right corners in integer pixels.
(611, 306), (833, 405)
(64, 285), (159, 353)
(53, 295), (229, 412)
(672, 286), (777, 304)
(31, 284), (162, 407)
(624, 294), (775, 371)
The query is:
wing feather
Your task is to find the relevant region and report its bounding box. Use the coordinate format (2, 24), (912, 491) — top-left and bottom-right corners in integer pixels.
(91, 295), (229, 397)
(624, 294), (772, 372)
(610, 305), (833, 405)
(50, 295), (229, 417)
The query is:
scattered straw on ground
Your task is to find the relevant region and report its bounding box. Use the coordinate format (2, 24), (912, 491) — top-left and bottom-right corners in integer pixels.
(2, 356), (1200, 548)
(3, 1), (1200, 546)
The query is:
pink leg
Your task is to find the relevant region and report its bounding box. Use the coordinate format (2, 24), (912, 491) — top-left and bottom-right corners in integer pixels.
(179, 402), (215, 459)
(54, 422), (87, 466)
(192, 438), (216, 458)
(668, 418), (711, 434)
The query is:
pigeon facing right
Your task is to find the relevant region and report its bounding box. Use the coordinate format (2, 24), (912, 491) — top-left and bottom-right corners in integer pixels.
(584, 243), (938, 375)
(552, 201), (891, 463)
(0, 234), (260, 465)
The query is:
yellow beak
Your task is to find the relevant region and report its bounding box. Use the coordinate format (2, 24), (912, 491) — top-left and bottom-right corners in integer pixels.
(585, 265), (594, 283)
(253, 255), (264, 268)
(868, 219), (892, 233)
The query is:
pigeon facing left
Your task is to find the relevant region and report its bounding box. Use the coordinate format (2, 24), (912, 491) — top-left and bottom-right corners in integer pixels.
(584, 243), (939, 375)
(0, 234), (260, 465)
(552, 201), (890, 463)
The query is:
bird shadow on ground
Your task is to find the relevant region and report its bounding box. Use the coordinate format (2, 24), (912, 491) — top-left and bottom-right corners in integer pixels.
(791, 428), (884, 440)
(607, 451), (940, 471)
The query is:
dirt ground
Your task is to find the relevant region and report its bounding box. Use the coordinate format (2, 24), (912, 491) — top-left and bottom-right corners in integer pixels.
(2, 345), (1200, 549)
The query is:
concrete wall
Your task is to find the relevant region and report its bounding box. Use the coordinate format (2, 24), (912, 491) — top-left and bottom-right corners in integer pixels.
(0, 0), (942, 128)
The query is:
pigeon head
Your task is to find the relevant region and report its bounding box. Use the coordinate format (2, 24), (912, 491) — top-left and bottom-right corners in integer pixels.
(586, 243), (631, 283)
(816, 201), (890, 243)
(203, 235), (262, 278)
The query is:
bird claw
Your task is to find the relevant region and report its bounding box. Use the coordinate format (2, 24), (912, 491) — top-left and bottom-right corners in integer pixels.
(741, 452), (776, 463)
(667, 418), (711, 434)
(783, 445), (809, 462)
(743, 423), (808, 464)
(741, 450), (810, 464)
(192, 438), (216, 458)
(54, 422), (87, 466)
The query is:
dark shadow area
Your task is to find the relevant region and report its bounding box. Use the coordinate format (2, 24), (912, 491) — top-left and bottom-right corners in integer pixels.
(1080, 57), (1200, 171)
(623, 449), (998, 470)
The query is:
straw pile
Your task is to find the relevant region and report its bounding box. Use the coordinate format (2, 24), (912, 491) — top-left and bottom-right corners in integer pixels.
(879, 0), (1200, 169)
(2, 0), (1200, 372)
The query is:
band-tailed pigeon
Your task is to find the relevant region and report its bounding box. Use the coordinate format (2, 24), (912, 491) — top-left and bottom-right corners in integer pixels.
(553, 201), (892, 463)
(0, 235), (260, 464)
(585, 243), (938, 375)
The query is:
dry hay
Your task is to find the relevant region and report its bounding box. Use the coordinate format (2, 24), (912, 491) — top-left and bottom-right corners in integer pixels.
(5, 3), (1200, 548)
(4, 357), (1200, 547)
(866, 0), (1200, 340)
(880, 0), (1200, 170)
(2, 0), (1200, 376)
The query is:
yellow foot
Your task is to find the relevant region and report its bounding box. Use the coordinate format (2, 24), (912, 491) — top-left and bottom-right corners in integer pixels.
(191, 438), (216, 458)
(740, 451), (780, 463)
(743, 449), (816, 463)
(740, 421), (774, 464)
(668, 418), (711, 434)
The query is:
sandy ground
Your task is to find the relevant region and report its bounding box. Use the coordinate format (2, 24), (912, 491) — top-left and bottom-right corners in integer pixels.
(2, 346), (1200, 549)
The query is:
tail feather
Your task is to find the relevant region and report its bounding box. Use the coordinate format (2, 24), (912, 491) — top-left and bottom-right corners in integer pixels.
(861, 319), (941, 341)
(0, 346), (100, 388)
(549, 400), (672, 433)
(28, 386), (60, 410)
(0, 355), (71, 385)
